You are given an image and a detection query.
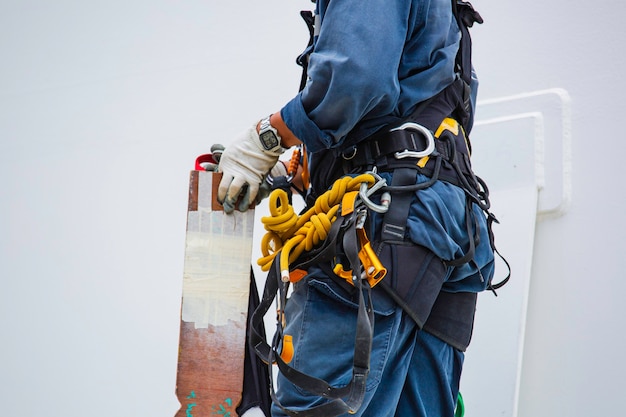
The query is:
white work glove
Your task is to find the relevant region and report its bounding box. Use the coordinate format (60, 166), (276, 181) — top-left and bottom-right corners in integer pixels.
(217, 124), (284, 213)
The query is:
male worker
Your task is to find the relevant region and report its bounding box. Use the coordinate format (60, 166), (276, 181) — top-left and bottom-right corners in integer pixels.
(216, 0), (497, 416)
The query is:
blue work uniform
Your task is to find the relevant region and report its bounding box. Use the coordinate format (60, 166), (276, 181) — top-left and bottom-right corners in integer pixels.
(272, 0), (495, 415)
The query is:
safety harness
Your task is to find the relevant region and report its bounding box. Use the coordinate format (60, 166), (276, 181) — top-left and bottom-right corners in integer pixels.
(251, 174), (384, 416)
(248, 1), (510, 416)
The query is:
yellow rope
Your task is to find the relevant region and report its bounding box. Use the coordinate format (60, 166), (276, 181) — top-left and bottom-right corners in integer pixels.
(257, 174), (376, 281)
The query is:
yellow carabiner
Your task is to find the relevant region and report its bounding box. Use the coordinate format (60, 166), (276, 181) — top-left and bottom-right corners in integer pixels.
(357, 228), (387, 287)
(332, 228), (387, 288)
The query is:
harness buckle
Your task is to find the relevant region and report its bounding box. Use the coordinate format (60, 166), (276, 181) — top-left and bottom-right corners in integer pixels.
(390, 122), (435, 159)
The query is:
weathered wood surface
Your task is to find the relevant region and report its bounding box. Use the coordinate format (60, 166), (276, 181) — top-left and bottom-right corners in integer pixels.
(175, 170), (254, 417)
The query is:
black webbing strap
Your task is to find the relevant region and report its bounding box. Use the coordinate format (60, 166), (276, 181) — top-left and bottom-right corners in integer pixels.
(451, 0), (483, 85)
(486, 213), (511, 291)
(381, 168), (418, 241)
(296, 10), (316, 92)
(249, 211), (374, 417)
(446, 200), (478, 267)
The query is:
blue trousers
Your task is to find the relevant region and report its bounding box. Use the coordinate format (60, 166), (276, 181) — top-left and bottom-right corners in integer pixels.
(270, 268), (463, 417)
(270, 176), (493, 416)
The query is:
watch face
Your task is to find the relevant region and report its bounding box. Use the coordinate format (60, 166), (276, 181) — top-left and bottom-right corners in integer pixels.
(260, 130), (279, 151)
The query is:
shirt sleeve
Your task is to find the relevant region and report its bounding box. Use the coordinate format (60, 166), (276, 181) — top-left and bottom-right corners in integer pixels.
(281, 0), (410, 153)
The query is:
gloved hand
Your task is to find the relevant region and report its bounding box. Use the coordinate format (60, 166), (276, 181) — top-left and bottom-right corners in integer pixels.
(217, 124), (284, 213)
(205, 143), (288, 201)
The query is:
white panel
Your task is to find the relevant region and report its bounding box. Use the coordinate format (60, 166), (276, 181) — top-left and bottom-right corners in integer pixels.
(454, 92), (545, 417)
(460, 184), (537, 417)
(475, 89), (572, 218)
(459, 90), (572, 416)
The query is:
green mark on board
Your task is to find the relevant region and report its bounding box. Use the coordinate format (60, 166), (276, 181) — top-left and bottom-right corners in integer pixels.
(213, 398), (233, 416)
(185, 391), (197, 417)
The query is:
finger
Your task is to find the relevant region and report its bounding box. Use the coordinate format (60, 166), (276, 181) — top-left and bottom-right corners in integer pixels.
(239, 182), (259, 211)
(256, 179), (272, 203)
(210, 144), (225, 163)
(224, 177), (247, 208)
(237, 187), (251, 212)
(238, 180), (262, 212)
(222, 197), (236, 214)
(217, 174), (234, 203)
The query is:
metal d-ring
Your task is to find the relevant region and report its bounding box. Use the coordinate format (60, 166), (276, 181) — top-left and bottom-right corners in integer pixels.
(342, 146), (357, 160)
(389, 122), (435, 159)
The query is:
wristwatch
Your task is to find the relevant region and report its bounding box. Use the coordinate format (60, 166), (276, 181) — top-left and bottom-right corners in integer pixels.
(258, 115), (285, 154)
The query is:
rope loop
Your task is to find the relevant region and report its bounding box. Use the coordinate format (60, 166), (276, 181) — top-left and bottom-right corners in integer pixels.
(257, 174), (376, 276)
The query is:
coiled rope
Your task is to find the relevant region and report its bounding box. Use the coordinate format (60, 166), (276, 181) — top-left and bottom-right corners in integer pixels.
(257, 174), (376, 281)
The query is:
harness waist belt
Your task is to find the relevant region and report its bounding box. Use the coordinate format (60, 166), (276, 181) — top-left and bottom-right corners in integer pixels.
(344, 123), (475, 192)
(346, 127), (438, 168)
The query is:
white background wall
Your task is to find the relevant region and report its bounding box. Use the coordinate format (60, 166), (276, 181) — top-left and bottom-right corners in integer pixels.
(1, 1), (625, 416)
(471, 1), (626, 416)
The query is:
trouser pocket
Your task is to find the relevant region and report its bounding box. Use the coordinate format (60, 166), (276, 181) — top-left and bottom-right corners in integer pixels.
(283, 270), (396, 394)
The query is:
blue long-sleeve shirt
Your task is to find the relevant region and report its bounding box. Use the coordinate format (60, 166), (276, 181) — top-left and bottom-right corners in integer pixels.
(280, 0), (463, 153)
(280, 0), (494, 292)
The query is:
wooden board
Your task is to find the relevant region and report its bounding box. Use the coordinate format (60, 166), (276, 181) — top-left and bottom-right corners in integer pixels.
(175, 170), (255, 417)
